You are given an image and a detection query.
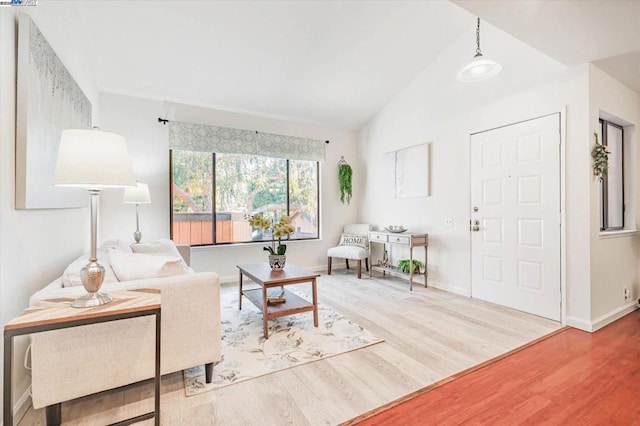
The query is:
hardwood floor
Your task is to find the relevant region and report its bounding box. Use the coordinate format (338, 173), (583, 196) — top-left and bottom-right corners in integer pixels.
(18, 271), (561, 425)
(351, 310), (640, 426)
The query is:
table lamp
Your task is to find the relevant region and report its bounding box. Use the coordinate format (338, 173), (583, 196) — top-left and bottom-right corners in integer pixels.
(123, 182), (151, 243)
(54, 128), (136, 308)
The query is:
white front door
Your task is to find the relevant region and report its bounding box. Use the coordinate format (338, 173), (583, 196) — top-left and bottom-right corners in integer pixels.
(470, 114), (561, 321)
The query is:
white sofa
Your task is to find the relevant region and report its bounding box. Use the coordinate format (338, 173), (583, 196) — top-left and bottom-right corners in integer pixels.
(27, 244), (221, 416)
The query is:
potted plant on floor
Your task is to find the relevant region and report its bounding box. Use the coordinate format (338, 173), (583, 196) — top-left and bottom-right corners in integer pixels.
(397, 259), (424, 274)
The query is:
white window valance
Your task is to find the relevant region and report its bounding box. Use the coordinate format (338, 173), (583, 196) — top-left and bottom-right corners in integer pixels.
(168, 121), (326, 162)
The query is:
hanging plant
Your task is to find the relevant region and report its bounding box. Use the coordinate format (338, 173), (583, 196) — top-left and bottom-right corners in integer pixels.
(338, 162), (353, 204)
(591, 133), (609, 179)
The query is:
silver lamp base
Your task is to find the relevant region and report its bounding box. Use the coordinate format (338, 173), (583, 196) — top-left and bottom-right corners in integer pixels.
(71, 291), (114, 308)
(72, 259), (113, 308)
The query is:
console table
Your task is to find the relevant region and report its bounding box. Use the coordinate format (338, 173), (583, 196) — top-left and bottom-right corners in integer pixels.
(369, 231), (428, 291)
(3, 289), (161, 426)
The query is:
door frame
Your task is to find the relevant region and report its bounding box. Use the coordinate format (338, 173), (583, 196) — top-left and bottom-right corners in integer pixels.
(468, 110), (567, 325)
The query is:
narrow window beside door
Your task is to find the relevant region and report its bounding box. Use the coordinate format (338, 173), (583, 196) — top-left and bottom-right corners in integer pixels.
(598, 119), (624, 231)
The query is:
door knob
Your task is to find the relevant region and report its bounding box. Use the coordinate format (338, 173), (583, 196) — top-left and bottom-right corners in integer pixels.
(471, 220), (480, 232)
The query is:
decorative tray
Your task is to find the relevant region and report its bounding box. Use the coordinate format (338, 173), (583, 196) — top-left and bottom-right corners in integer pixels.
(384, 227), (407, 233)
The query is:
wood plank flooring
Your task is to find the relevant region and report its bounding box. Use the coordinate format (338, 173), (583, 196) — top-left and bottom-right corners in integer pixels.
(351, 309), (640, 426)
(18, 271), (561, 425)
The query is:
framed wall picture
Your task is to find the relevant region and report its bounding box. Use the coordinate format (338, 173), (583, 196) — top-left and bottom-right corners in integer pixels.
(16, 14), (92, 209)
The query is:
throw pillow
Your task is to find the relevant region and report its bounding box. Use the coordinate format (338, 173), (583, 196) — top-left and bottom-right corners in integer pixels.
(130, 238), (181, 257)
(339, 233), (369, 249)
(130, 239), (190, 273)
(100, 239), (133, 253)
(61, 255), (119, 288)
(108, 249), (186, 282)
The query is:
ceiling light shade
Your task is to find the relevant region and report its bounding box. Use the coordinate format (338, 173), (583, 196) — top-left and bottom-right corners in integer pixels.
(457, 18), (502, 83)
(54, 128), (136, 189)
(456, 54), (503, 82)
(123, 182), (151, 204)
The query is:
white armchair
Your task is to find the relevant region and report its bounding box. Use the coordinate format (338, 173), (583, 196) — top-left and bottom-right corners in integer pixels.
(327, 224), (371, 278)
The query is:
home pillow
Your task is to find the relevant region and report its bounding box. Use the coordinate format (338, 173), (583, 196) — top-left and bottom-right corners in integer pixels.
(130, 239), (191, 273)
(339, 233), (369, 249)
(108, 249), (185, 282)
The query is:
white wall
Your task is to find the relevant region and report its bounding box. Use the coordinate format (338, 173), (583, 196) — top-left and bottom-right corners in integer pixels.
(588, 64), (640, 328)
(99, 93), (359, 282)
(0, 8), (99, 421)
(358, 26), (595, 327)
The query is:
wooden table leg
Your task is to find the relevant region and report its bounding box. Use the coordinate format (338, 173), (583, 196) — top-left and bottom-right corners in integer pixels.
(312, 278), (318, 328)
(424, 243), (428, 288)
(262, 285), (269, 339)
(409, 247), (414, 291)
(238, 270), (243, 310)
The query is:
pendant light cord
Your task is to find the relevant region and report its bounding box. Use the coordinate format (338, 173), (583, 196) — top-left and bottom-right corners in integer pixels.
(475, 17), (482, 56)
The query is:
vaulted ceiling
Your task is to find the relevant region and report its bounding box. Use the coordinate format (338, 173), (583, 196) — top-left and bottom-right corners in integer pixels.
(454, 0), (640, 93)
(25, 1), (640, 130)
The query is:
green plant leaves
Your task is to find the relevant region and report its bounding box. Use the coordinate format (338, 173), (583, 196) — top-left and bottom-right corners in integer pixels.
(396, 259), (424, 273)
(338, 164), (352, 204)
(591, 143), (609, 178)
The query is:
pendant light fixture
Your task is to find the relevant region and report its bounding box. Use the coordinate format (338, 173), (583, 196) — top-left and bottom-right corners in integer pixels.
(457, 17), (502, 82)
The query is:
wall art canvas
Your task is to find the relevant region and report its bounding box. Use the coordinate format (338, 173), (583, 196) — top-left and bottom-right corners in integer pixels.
(395, 143), (430, 198)
(16, 13), (92, 209)
(383, 143), (431, 199)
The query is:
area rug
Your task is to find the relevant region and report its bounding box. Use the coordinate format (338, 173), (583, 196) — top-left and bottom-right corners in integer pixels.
(184, 288), (384, 396)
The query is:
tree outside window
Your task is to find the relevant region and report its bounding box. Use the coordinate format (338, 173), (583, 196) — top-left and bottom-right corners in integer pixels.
(171, 150), (319, 246)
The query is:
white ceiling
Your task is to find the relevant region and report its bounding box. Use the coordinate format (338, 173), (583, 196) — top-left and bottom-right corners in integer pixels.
(26, 1), (640, 130)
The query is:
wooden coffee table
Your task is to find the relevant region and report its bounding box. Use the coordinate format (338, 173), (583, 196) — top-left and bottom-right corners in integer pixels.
(237, 263), (320, 339)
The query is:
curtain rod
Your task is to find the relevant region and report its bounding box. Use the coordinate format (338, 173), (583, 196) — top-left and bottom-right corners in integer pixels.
(157, 117), (330, 143)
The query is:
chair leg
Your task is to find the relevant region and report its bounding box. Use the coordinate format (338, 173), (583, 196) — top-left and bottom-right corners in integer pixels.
(327, 257), (332, 275)
(205, 362), (214, 383)
(357, 260), (362, 278)
(345, 259), (350, 269)
(365, 258), (369, 272)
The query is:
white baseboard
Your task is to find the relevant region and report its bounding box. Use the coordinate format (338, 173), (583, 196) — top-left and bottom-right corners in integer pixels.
(221, 266), (470, 299)
(566, 301), (639, 332)
(591, 301), (639, 332)
(566, 315), (593, 332)
(429, 281), (471, 297)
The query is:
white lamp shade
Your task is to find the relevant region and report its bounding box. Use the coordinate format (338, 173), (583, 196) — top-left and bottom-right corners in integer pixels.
(123, 182), (151, 204)
(456, 55), (502, 82)
(53, 128), (136, 189)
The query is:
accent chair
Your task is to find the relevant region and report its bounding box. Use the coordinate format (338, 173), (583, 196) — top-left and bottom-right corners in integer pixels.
(327, 224), (371, 278)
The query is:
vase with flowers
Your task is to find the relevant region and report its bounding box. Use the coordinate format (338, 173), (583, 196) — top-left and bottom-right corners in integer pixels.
(247, 213), (295, 271)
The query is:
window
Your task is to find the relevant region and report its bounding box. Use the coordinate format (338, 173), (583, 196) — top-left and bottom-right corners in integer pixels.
(599, 119), (624, 231)
(171, 150), (319, 246)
